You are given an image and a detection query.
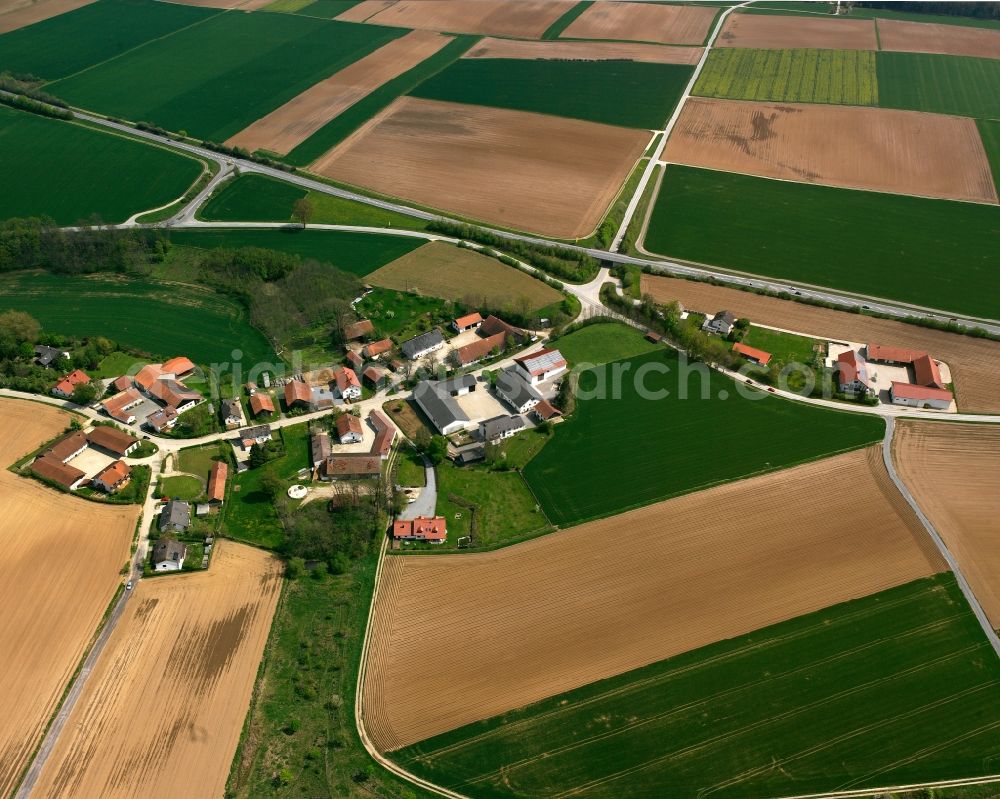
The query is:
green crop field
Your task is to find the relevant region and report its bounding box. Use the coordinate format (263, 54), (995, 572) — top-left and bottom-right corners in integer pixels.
(0, 272), (276, 365)
(877, 52), (1000, 120)
(48, 12), (403, 141)
(644, 166), (1000, 320)
(295, 0), (361, 17)
(0, 107), (202, 224)
(523, 349), (883, 526)
(694, 48), (878, 105)
(167, 228), (423, 276)
(0, 0), (217, 80)
(394, 574), (1000, 799)
(409, 58), (694, 130)
(979, 119), (1000, 194)
(554, 322), (660, 366)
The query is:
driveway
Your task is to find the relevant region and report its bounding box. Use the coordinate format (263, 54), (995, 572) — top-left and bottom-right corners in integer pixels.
(399, 456), (435, 520)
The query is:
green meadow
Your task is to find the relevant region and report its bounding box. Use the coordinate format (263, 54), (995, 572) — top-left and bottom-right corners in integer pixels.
(554, 322), (661, 367)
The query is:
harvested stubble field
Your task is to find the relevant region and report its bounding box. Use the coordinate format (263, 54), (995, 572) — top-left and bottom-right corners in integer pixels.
(894, 422), (1000, 628)
(226, 29), (451, 155)
(878, 18), (1000, 60)
(342, 0), (567, 39)
(694, 48), (878, 105)
(560, 1), (717, 46)
(639, 274), (1000, 414)
(717, 11), (877, 50)
(664, 98), (997, 204)
(31, 541), (283, 799)
(394, 574), (1000, 799)
(312, 97), (648, 239)
(464, 37), (703, 65)
(167, 0), (272, 7)
(366, 241), (562, 311)
(0, 399), (138, 798)
(363, 446), (944, 752)
(0, 0), (94, 33)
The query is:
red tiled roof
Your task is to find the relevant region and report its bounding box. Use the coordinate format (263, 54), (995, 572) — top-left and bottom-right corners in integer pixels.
(111, 375), (133, 393)
(32, 455), (85, 488)
(393, 516), (447, 542)
(323, 454), (381, 477)
(346, 350), (363, 368)
(134, 364), (164, 390)
(455, 331), (506, 366)
(44, 431), (88, 462)
(336, 413), (363, 438)
(479, 315), (524, 340)
(87, 425), (137, 456)
(63, 369), (90, 386)
(363, 338), (393, 358)
(343, 319), (374, 340)
(866, 344), (924, 364)
(890, 382), (953, 402)
(94, 459), (131, 489)
(912, 353), (945, 390)
(454, 312), (483, 329)
(369, 410), (395, 457)
(836, 349), (870, 388)
(284, 380), (311, 406)
(162, 356), (195, 376)
(732, 342), (772, 366)
(533, 399), (562, 420)
(362, 365), (387, 385)
(102, 387), (144, 422)
(208, 460), (227, 502)
(335, 367), (361, 392)
(146, 378), (200, 409)
(250, 393), (274, 415)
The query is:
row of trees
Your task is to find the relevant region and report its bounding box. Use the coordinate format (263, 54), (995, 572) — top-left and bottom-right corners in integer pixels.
(854, 1), (1000, 19)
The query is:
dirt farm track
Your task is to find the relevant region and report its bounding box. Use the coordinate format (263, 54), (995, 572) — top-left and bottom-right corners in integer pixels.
(29, 541), (282, 799)
(363, 446), (944, 752)
(894, 422), (1000, 628)
(0, 398), (138, 799)
(640, 275), (1000, 415)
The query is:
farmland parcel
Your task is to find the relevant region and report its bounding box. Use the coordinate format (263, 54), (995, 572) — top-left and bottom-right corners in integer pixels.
(312, 97), (648, 239)
(363, 446), (943, 752)
(877, 52), (1000, 121)
(464, 37), (703, 65)
(717, 11), (877, 50)
(694, 48), (878, 105)
(393, 574), (1000, 799)
(366, 241), (562, 312)
(409, 57), (694, 130)
(522, 349), (884, 526)
(0, 399), (138, 798)
(0, 0), (95, 34)
(47, 12), (403, 141)
(664, 98), (996, 204)
(32, 541), (282, 799)
(0, 106), (202, 225)
(339, 0), (567, 39)
(894, 422), (1000, 628)
(878, 18), (1000, 60)
(638, 274), (1000, 414)
(560, 1), (717, 46)
(643, 166), (1000, 320)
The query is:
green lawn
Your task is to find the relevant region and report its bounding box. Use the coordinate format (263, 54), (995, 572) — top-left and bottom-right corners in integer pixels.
(355, 287), (450, 339)
(877, 51), (1000, 120)
(409, 58), (694, 130)
(285, 35), (477, 166)
(304, 191), (430, 230)
(432, 461), (550, 550)
(394, 574), (1000, 799)
(177, 442), (228, 482)
(48, 12), (403, 141)
(978, 119), (1000, 195)
(554, 322), (660, 367)
(158, 474), (204, 501)
(0, 0), (218, 80)
(493, 428), (551, 471)
(523, 349), (884, 526)
(694, 48), (878, 105)
(395, 450), (426, 487)
(0, 107), (202, 225)
(741, 325), (822, 365)
(167, 229), (422, 277)
(644, 165), (1000, 321)
(0, 272), (276, 365)
(91, 351), (142, 379)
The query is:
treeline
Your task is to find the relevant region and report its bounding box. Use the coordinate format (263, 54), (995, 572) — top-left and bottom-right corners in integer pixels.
(199, 140), (297, 173)
(0, 217), (168, 274)
(854, 2), (1000, 20)
(0, 72), (73, 119)
(427, 220), (600, 283)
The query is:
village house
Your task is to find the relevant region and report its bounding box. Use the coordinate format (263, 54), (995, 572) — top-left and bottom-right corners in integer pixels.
(334, 366), (362, 400)
(134, 362), (201, 413)
(152, 537), (187, 571)
(393, 516), (447, 544)
(480, 415), (524, 443)
(240, 424), (272, 449)
(311, 386), (337, 411)
(320, 454), (381, 480)
(732, 342), (772, 366)
(249, 392), (274, 417)
(110, 375), (134, 394)
(207, 460), (227, 504)
(703, 311), (736, 337)
(284, 379), (311, 410)
(369, 410), (395, 459)
(402, 329), (445, 361)
(480, 315), (527, 344)
(51, 369), (90, 399)
(836, 350), (874, 395)
(890, 382), (953, 410)
(31, 456), (86, 490)
(34, 344), (70, 368)
(158, 499), (191, 533)
(495, 367), (542, 414)
(345, 349), (363, 370)
(533, 399), (562, 422)
(146, 407), (178, 433)
(413, 375), (476, 435)
(87, 426), (139, 458)
(311, 430), (332, 466)
(363, 364), (390, 390)
(93, 460), (131, 493)
(336, 414), (364, 444)
(102, 387), (144, 425)
(363, 338), (393, 360)
(514, 348), (567, 386)
(453, 312), (483, 333)
(343, 319), (375, 341)
(220, 399), (244, 430)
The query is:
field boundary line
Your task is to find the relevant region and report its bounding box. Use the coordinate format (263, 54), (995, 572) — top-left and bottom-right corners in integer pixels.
(774, 773), (1000, 799)
(883, 417), (1000, 659)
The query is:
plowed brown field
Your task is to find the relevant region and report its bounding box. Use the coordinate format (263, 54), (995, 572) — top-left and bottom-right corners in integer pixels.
(878, 18), (1000, 60)
(0, 0), (94, 33)
(226, 30), (452, 155)
(312, 96), (647, 238)
(561, 1), (716, 45)
(894, 422), (1000, 627)
(363, 446), (943, 752)
(639, 275), (1000, 413)
(0, 398), (138, 798)
(464, 37), (703, 64)
(664, 98), (997, 203)
(31, 541), (282, 799)
(718, 12), (877, 49)
(344, 0), (568, 39)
